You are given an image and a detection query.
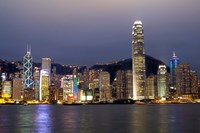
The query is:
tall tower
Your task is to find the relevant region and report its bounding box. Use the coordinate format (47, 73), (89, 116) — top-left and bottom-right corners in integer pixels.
(39, 58), (51, 101)
(23, 46), (34, 89)
(42, 58), (51, 79)
(157, 65), (168, 97)
(132, 20), (146, 100)
(170, 51), (179, 89)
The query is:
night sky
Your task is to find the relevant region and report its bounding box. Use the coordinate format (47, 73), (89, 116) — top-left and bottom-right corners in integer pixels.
(0, 0), (200, 73)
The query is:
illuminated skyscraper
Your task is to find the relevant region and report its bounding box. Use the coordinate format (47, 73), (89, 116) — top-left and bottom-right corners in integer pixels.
(12, 77), (23, 101)
(170, 51), (179, 89)
(99, 71), (111, 102)
(176, 64), (198, 99)
(23, 46), (34, 89)
(39, 58), (51, 101)
(39, 70), (49, 101)
(132, 20), (146, 100)
(61, 75), (73, 101)
(114, 70), (132, 100)
(157, 65), (168, 97)
(2, 81), (12, 98)
(73, 68), (78, 101)
(33, 67), (40, 100)
(176, 64), (190, 96)
(42, 58), (51, 80)
(146, 74), (157, 99)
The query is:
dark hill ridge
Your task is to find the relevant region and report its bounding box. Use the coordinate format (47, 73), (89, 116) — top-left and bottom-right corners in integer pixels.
(0, 55), (169, 83)
(89, 55), (169, 83)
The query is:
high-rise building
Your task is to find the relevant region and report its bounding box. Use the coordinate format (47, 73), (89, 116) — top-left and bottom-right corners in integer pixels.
(73, 68), (78, 101)
(176, 65), (199, 99)
(42, 58), (51, 81)
(146, 74), (157, 99)
(61, 75), (73, 101)
(2, 81), (12, 98)
(157, 65), (168, 97)
(39, 70), (49, 101)
(39, 58), (51, 101)
(23, 46), (34, 89)
(99, 71), (111, 102)
(132, 20), (146, 100)
(12, 77), (23, 101)
(33, 67), (40, 100)
(170, 51), (179, 89)
(176, 64), (190, 96)
(114, 70), (132, 100)
(190, 71), (198, 98)
(89, 69), (100, 90)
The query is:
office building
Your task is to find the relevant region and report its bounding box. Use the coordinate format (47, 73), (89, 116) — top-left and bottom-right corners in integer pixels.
(39, 70), (49, 101)
(23, 46), (34, 89)
(42, 58), (51, 82)
(33, 67), (40, 100)
(2, 81), (12, 98)
(176, 64), (190, 96)
(146, 74), (157, 99)
(39, 58), (51, 101)
(132, 20), (146, 100)
(99, 71), (111, 102)
(170, 51), (179, 90)
(114, 70), (132, 100)
(12, 77), (22, 101)
(61, 75), (73, 101)
(157, 65), (168, 97)
(73, 68), (78, 101)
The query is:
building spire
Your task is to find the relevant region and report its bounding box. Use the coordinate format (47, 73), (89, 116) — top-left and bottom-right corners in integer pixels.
(173, 51), (176, 57)
(27, 44), (31, 54)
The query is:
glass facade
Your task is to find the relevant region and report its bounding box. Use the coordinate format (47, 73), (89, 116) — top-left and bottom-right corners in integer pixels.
(132, 20), (146, 100)
(170, 51), (179, 89)
(157, 65), (167, 97)
(23, 46), (34, 89)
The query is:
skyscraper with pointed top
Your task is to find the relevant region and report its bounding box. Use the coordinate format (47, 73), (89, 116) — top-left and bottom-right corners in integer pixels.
(23, 45), (34, 89)
(132, 20), (146, 100)
(170, 51), (179, 89)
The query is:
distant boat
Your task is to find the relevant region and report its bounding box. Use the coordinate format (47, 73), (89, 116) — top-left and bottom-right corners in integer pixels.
(24, 103), (28, 106)
(135, 101), (146, 105)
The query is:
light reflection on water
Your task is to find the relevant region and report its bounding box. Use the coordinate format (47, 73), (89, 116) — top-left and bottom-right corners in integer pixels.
(0, 104), (200, 133)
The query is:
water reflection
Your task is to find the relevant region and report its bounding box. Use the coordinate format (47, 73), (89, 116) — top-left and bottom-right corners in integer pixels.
(33, 105), (53, 133)
(0, 104), (200, 133)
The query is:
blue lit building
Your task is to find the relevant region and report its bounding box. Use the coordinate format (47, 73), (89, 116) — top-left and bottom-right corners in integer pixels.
(23, 46), (34, 89)
(169, 51), (179, 89)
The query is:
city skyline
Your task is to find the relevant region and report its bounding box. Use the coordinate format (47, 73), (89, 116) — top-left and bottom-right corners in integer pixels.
(0, 0), (200, 73)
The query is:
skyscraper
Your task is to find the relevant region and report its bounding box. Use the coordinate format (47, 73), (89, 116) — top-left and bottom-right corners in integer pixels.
(176, 64), (190, 97)
(114, 70), (132, 100)
(61, 75), (73, 101)
(73, 69), (78, 101)
(12, 76), (22, 101)
(33, 67), (40, 100)
(39, 70), (49, 101)
(42, 58), (51, 80)
(39, 58), (51, 101)
(23, 46), (34, 89)
(170, 51), (179, 89)
(99, 71), (111, 102)
(157, 65), (168, 97)
(146, 74), (157, 99)
(132, 20), (146, 100)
